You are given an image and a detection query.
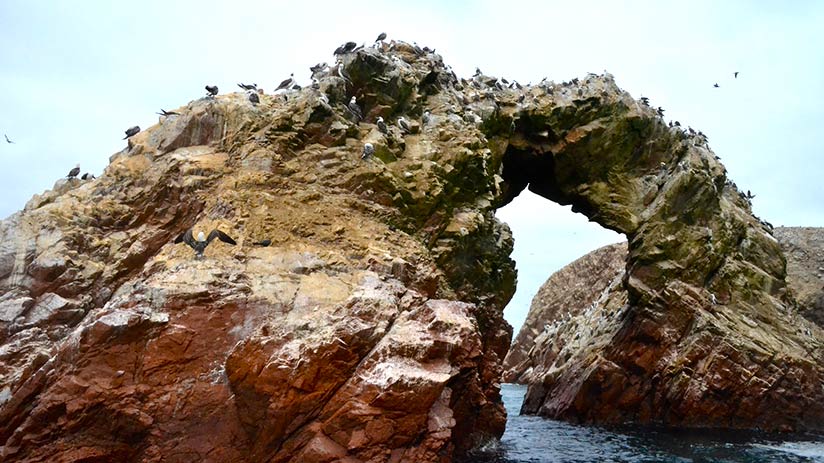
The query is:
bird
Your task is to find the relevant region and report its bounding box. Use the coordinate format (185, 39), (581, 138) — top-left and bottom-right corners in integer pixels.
(397, 117), (411, 134)
(361, 142), (375, 160)
(205, 85), (219, 97)
(639, 96), (650, 105)
(746, 190), (756, 200)
(335, 41), (357, 55)
(310, 62), (327, 74)
(123, 126), (140, 139)
(174, 228), (237, 259)
(248, 92), (260, 104)
(376, 116), (388, 134)
(237, 83), (257, 91)
(276, 74), (294, 91)
(713, 83), (720, 88)
(422, 111), (431, 125)
(347, 96), (363, 121)
(4, 134), (13, 144)
(81, 173), (95, 180)
(253, 239), (272, 247)
(67, 164), (80, 178)
(375, 32), (387, 42)
(157, 109), (179, 116)
(734, 71), (739, 78)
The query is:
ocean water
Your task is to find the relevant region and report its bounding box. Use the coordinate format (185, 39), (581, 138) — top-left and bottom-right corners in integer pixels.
(471, 383), (824, 463)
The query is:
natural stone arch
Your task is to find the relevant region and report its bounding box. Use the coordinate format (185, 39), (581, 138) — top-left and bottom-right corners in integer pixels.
(490, 76), (824, 429)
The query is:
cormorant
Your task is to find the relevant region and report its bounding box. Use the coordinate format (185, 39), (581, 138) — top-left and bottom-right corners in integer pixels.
(174, 228), (237, 259)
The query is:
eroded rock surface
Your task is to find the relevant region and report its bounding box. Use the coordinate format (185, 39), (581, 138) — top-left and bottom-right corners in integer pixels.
(0, 38), (822, 462)
(775, 227), (824, 326)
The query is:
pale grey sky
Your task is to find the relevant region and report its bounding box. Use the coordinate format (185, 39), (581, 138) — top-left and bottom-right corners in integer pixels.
(1, 1), (822, 331)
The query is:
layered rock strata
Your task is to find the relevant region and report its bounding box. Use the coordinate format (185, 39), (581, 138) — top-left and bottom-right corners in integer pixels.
(0, 38), (821, 463)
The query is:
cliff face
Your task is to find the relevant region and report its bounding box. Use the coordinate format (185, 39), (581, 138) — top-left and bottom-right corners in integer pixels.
(0, 39), (822, 462)
(506, 228), (824, 404)
(502, 242), (627, 384)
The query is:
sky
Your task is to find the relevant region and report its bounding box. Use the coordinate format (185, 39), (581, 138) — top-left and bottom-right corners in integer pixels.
(0, 1), (822, 332)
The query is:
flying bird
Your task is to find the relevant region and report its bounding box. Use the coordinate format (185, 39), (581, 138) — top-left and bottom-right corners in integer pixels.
(238, 83), (257, 91)
(347, 96), (363, 121)
(205, 85), (219, 97)
(248, 92), (260, 104)
(713, 83), (720, 88)
(4, 134), (13, 144)
(67, 164), (80, 178)
(376, 116), (388, 134)
(276, 74), (295, 91)
(375, 32), (387, 42)
(745, 190), (756, 200)
(361, 142), (375, 160)
(734, 71), (739, 78)
(157, 109), (179, 116)
(174, 228), (237, 259)
(123, 126), (140, 139)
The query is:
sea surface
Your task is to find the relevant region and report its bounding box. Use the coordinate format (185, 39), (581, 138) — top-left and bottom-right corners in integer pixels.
(472, 383), (824, 463)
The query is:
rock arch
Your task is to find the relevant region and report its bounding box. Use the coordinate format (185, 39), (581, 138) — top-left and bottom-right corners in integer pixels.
(0, 41), (821, 463)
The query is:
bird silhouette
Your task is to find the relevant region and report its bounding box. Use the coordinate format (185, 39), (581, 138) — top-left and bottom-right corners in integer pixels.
(713, 83), (720, 88)
(175, 228), (236, 259)
(4, 134), (13, 144)
(734, 71), (739, 78)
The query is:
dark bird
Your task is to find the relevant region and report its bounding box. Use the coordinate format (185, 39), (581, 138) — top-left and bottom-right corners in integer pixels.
(734, 71), (739, 79)
(248, 91), (260, 104)
(276, 74), (294, 91)
(238, 83), (257, 91)
(746, 190), (756, 200)
(397, 117), (411, 134)
(157, 109), (179, 117)
(334, 41), (357, 55)
(639, 96), (650, 105)
(474, 67), (482, 77)
(348, 96), (363, 121)
(361, 142), (375, 160)
(205, 85), (219, 97)
(67, 164), (80, 178)
(4, 134), (13, 144)
(376, 116), (388, 134)
(310, 62), (327, 75)
(253, 239), (272, 247)
(657, 107), (665, 117)
(123, 126), (140, 139)
(713, 83), (720, 88)
(81, 173), (95, 180)
(375, 32), (387, 42)
(175, 228), (237, 259)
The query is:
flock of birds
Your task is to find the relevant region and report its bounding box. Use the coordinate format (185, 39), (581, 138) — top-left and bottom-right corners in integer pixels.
(4, 32), (754, 258)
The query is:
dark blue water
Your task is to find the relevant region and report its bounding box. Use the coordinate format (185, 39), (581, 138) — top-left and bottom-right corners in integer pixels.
(472, 384), (824, 462)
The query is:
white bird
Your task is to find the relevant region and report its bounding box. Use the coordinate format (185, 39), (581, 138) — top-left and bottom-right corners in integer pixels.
(397, 117), (411, 134)
(361, 143), (375, 160)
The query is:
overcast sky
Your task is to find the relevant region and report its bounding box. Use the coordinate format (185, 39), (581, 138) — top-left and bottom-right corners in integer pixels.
(1, 1), (822, 332)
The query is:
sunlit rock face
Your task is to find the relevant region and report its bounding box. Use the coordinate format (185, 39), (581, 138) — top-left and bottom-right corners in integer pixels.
(0, 38), (821, 463)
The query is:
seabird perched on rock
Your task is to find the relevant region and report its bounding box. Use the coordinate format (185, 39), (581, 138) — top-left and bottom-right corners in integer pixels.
(334, 41), (357, 55)
(347, 96), (363, 121)
(422, 111), (431, 125)
(375, 32), (387, 42)
(248, 91), (260, 104)
(157, 109), (179, 116)
(639, 96), (650, 105)
(376, 116), (388, 134)
(4, 134), (13, 144)
(174, 228), (237, 259)
(276, 74), (294, 91)
(361, 142), (375, 160)
(205, 85), (219, 97)
(123, 126), (140, 139)
(397, 117), (411, 134)
(238, 83), (257, 91)
(67, 164), (80, 178)
(253, 239), (272, 247)
(81, 173), (95, 180)
(310, 62), (327, 74)
(713, 83), (720, 88)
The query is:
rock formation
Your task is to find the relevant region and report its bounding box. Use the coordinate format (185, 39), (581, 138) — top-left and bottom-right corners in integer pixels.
(502, 242), (627, 384)
(505, 228), (824, 388)
(0, 39), (822, 462)
(774, 227), (824, 326)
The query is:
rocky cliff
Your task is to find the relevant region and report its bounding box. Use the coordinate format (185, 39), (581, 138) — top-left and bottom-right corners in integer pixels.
(505, 227), (824, 388)
(0, 38), (823, 462)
